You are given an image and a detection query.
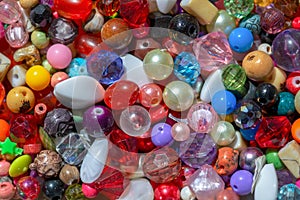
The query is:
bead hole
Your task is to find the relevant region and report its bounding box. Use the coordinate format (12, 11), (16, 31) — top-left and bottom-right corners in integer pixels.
(158, 127), (163, 131)
(151, 98), (159, 105)
(95, 108), (103, 114)
(296, 79), (300, 85)
(247, 55), (256, 61)
(39, 106), (44, 111)
(233, 185), (238, 189)
(267, 46), (271, 52)
(13, 74), (19, 79)
(142, 42), (149, 47)
(21, 91), (26, 96)
(188, 26), (196, 36)
(234, 46), (239, 50)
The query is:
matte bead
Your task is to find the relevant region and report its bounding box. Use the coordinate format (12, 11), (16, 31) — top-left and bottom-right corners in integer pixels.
(228, 28), (254, 53)
(239, 14), (261, 35)
(215, 147), (239, 175)
(7, 65), (27, 88)
(277, 92), (295, 115)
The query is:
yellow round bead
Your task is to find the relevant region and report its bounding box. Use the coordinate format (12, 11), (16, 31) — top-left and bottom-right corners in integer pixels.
(6, 86), (35, 113)
(26, 65), (50, 91)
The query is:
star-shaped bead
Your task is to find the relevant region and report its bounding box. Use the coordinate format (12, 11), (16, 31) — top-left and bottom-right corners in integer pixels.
(0, 138), (23, 155)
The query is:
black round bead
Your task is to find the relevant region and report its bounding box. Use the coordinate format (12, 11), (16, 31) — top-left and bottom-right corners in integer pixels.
(43, 179), (65, 200)
(255, 83), (278, 108)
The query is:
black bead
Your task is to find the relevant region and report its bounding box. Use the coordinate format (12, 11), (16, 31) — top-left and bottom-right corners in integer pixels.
(43, 179), (65, 200)
(148, 12), (172, 39)
(255, 83), (278, 108)
(30, 4), (52, 27)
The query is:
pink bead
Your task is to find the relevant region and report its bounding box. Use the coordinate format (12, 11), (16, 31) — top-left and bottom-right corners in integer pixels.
(0, 0), (21, 24)
(171, 122), (190, 142)
(5, 22), (29, 48)
(51, 72), (69, 87)
(82, 183), (99, 199)
(0, 160), (10, 176)
(139, 83), (163, 108)
(47, 44), (72, 69)
(296, 178), (300, 188)
(0, 182), (16, 200)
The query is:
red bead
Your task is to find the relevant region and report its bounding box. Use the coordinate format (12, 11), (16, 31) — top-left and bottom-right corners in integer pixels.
(136, 130), (156, 153)
(104, 80), (140, 110)
(96, 0), (120, 17)
(255, 116), (291, 149)
(16, 176), (40, 200)
(74, 34), (104, 57)
(0, 82), (5, 105)
(154, 183), (180, 200)
(54, 0), (93, 20)
(139, 83), (163, 108)
(148, 103), (169, 123)
(292, 17), (300, 29)
(286, 71), (300, 95)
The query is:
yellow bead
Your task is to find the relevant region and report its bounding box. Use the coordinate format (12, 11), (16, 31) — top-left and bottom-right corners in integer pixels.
(26, 65), (50, 91)
(6, 86), (35, 113)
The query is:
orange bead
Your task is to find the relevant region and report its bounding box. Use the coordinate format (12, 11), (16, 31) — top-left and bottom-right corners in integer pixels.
(51, 72), (69, 87)
(6, 86), (35, 113)
(291, 118), (300, 143)
(0, 119), (10, 142)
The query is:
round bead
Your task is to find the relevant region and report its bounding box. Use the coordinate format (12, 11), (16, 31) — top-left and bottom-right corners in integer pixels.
(258, 43), (272, 55)
(228, 27), (253, 53)
(154, 183), (180, 200)
(143, 49), (174, 81)
(239, 147), (263, 172)
(43, 179), (64, 199)
(0, 0), (21, 24)
(168, 13), (200, 45)
(31, 30), (50, 49)
(206, 10), (236, 36)
(295, 91), (300, 114)
(264, 67), (287, 92)
(0, 160), (10, 176)
(6, 86), (35, 113)
(286, 71), (300, 95)
(5, 22), (29, 48)
(53, 0), (93, 19)
(0, 119), (10, 142)
(216, 189), (239, 200)
(210, 121), (236, 146)
(211, 90), (236, 115)
(292, 17), (300, 29)
(187, 102), (219, 133)
(25, 65), (50, 91)
(59, 164), (80, 185)
(101, 18), (132, 49)
(224, 0), (254, 18)
(239, 14), (261, 35)
(151, 122), (173, 147)
(51, 72), (69, 87)
(163, 80), (194, 112)
(242, 50), (274, 81)
(277, 92), (295, 115)
(266, 148), (284, 170)
(230, 170), (253, 196)
(291, 118), (300, 143)
(171, 122), (190, 142)
(16, 176), (40, 200)
(254, 83), (278, 108)
(47, 44), (72, 69)
(139, 83), (163, 108)
(120, 105), (151, 137)
(260, 7), (285, 34)
(20, 0), (39, 9)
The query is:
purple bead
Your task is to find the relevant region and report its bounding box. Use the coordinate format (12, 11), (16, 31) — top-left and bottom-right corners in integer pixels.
(82, 105), (114, 137)
(40, 0), (54, 8)
(239, 147), (263, 172)
(230, 170), (253, 196)
(276, 168), (297, 188)
(151, 123), (173, 147)
(179, 132), (217, 168)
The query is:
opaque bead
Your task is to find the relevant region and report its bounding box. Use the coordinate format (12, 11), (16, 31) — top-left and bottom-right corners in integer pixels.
(25, 65), (51, 91)
(228, 27), (253, 53)
(291, 118), (300, 143)
(230, 170), (253, 196)
(51, 72), (69, 87)
(211, 90), (236, 115)
(266, 148), (284, 170)
(286, 71), (300, 95)
(295, 90), (300, 114)
(6, 86), (35, 113)
(277, 92), (295, 115)
(0, 119), (10, 141)
(171, 122), (190, 142)
(151, 122), (173, 147)
(46, 44), (72, 69)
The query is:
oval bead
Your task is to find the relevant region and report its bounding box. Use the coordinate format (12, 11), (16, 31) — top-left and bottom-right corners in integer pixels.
(9, 154), (32, 177)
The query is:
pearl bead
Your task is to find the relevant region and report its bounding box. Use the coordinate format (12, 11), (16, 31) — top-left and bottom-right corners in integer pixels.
(171, 122), (190, 142)
(210, 121), (236, 146)
(206, 10), (236, 36)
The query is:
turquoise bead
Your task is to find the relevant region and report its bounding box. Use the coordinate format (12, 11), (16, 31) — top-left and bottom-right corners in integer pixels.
(277, 92), (295, 115)
(66, 58), (89, 77)
(278, 184), (300, 200)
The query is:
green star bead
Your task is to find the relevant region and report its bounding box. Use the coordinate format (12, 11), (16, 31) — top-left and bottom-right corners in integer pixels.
(0, 138), (23, 156)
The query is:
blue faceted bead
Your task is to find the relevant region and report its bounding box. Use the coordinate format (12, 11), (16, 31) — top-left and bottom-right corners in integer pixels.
(211, 90), (237, 115)
(277, 92), (295, 115)
(86, 50), (124, 85)
(240, 122), (260, 141)
(278, 183), (300, 200)
(66, 58), (89, 77)
(174, 52), (201, 86)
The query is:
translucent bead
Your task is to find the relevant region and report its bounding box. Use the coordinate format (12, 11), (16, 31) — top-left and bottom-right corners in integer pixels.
(210, 121), (236, 146)
(274, 0), (298, 19)
(5, 22), (29, 48)
(96, 0), (120, 17)
(278, 184), (300, 200)
(224, 0), (254, 18)
(66, 58), (89, 78)
(0, 0), (21, 24)
(16, 176), (40, 200)
(29, 4), (52, 27)
(139, 83), (163, 108)
(206, 10), (236, 36)
(260, 7), (285, 34)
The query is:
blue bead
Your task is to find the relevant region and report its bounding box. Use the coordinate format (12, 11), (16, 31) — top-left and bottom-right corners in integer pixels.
(240, 122), (260, 141)
(86, 50), (124, 85)
(174, 52), (201, 86)
(66, 58), (89, 77)
(211, 90), (237, 115)
(239, 14), (261, 35)
(228, 27), (254, 53)
(277, 92), (295, 115)
(278, 183), (300, 200)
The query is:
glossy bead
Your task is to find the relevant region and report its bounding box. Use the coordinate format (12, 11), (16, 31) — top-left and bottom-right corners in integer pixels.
(133, 37), (162, 59)
(277, 92), (295, 115)
(258, 43), (272, 55)
(216, 189), (239, 200)
(292, 17), (300, 29)
(0, 181), (15, 200)
(43, 179), (64, 199)
(230, 170), (253, 195)
(66, 58), (88, 78)
(163, 81), (194, 112)
(211, 90), (236, 115)
(104, 80), (139, 110)
(47, 44), (72, 70)
(224, 0), (253, 18)
(9, 154), (31, 177)
(26, 65), (50, 91)
(149, 12), (172, 39)
(6, 86), (35, 113)
(254, 83), (278, 108)
(154, 183), (180, 200)
(171, 122), (190, 142)
(16, 176), (40, 200)
(86, 50), (124, 85)
(239, 14), (261, 35)
(96, 0), (120, 16)
(48, 17), (78, 45)
(82, 183), (98, 198)
(136, 131), (156, 153)
(286, 71), (300, 95)
(143, 49), (174, 81)
(29, 4), (52, 27)
(51, 72), (69, 87)
(239, 147), (263, 172)
(291, 118), (300, 143)
(206, 10), (236, 36)
(151, 122), (173, 146)
(278, 183), (300, 200)
(83, 9), (104, 34)
(173, 52), (201, 86)
(0, 119), (10, 142)
(260, 7), (285, 34)
(74, 34), (102, 57)
(168, 13), (200, 45)
(210, 121), (236, 146)
(54, 0), (93, 19)
(0, 0), (21, 24)
(59, 164), (80, 185)
(19, 0), (39, 9)
(7, 65), (26, 88)
(101, 18), (132, 49)
(5, 22), (29, 48)
(64, 183), (86, 200)
(228, 27), (253, 53)
(31, 30), (50, 49)
(266, 148), (284, 170)
(272, 29), (300, 72)
(264, 67), (286, 92)
(120, 105), (151, 137)
(139, 83), (163, 108)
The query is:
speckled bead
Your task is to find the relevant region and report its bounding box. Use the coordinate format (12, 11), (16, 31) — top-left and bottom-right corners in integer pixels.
(277, 92), (295, 115)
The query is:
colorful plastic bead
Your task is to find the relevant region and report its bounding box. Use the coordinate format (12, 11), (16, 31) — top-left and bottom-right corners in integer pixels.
(291, 118), (300, 143)
(151, 122), (173, 147)
(96, 0), (120, 16)
(43, 179), (65, 199)
(154, 183), (180, 200)
(228, 27), (254, 53)
(47, 44), (72, 69)
(51, 72), (69, 87)
(230, 170), (253, 195)
(59, 164), (80, 185)
(9, 154), (31, 178)
(53, 0), (93, 20)
(6, 86), (35, 113)
(0, 181), (16, 200)
(211, 90), (237, 115)
(260, 7), (285, 34)
(224, 0), (254, 18)
(277, 92), (295, 115)
(171, 122), (190, 142)
(0, 119), (10, 142)
(29, 4), (52, 27)
(209, 121), (236, 146)
(254, 83), (278, 109)
(25, 65), (50, 91)
(239, 14), (261, 35)
(31, 30), (50, 49)
(266, 148), (284, 170)
(239, 147), (263, 172)
(66, 58), (89, 78)
(215, 147), (239, 176)
(206, 10), (236, 36)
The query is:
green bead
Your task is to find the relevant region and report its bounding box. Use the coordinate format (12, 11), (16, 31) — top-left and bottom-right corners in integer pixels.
(39, 127), (56, 151)
(65, 184), (87, 200)
(42, 59), (57, 74)
(266, 148), (284, 170)
(31, 30), (50, 49)
(222, 64), (249, 98)
(224, 0), (254, 19)
(9, 155), (32, 177)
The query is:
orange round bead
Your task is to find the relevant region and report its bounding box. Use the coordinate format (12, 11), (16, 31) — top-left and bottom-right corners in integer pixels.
(6, 86), (35, 113)
(51, 72), (69, 87)
(292, 118), (300, 143)
(0, 119), (10, 142)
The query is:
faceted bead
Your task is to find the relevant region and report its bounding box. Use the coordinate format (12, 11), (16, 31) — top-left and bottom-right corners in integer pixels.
(173, 52), (201, 86)
(64, 184), (86, 200)
(54, 0), (93, 20)
(224, 0), (254, 18)
(96, 0), (120, 17)
(187, 164), (225, 200)
(179, 133), (217, 168)
(255, 116), (291, 149)
(16, 176), (40, 200)
(239, 14), (261, 35)
(274, 0), (298, 19)
(0, 0), (21, 24)
(210, 121), (236, 146)
(187, 102), (219, 133)
(277, 92), (295, 115)
(66, 58), (88, 78)
(168, 13), (200, 45)
(154, 183), (180, 200)
(48, 17), (78, 45)
(5, 22), (29, 48)
(260, 7), (285, 34)
(142, 147), (181, 183)
(29, 4), (52, 27)
(239, 147), (263, 172)
(206, 10), (236, 36)
(192, 31), (233, 72)
(119, 0), (149, 28)
(87, 50), (124, 85)
(272, 29), (300, 72)
(278, 184), (300, 200)
(149, 12), (172, 39)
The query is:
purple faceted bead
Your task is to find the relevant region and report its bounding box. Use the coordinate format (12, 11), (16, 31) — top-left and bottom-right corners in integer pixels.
(276, 168), (297, 188)
(179, 132), (217, 168)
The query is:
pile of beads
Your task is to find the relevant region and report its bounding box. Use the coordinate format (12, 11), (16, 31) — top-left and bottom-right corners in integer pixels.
(1, 0), (300, 200)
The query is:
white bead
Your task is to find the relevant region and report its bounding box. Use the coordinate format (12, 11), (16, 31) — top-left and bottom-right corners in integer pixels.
(156, 0), (176, 14)
(258, 43), (272, 55)
(181, 186), (196, 200)
(0, 53), (11, 82)
(118, 178), (154, 200)
(7, 65), (27, 87)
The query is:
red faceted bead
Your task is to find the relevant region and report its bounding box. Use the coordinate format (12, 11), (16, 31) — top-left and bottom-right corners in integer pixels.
(286, 71), (300, 95)
(54, 0), (93, 20)
(104, 80), (140, 110)
(154, 183), (180, 200)
(255, 116), (291, 149)
(119, 0), (149, 28)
